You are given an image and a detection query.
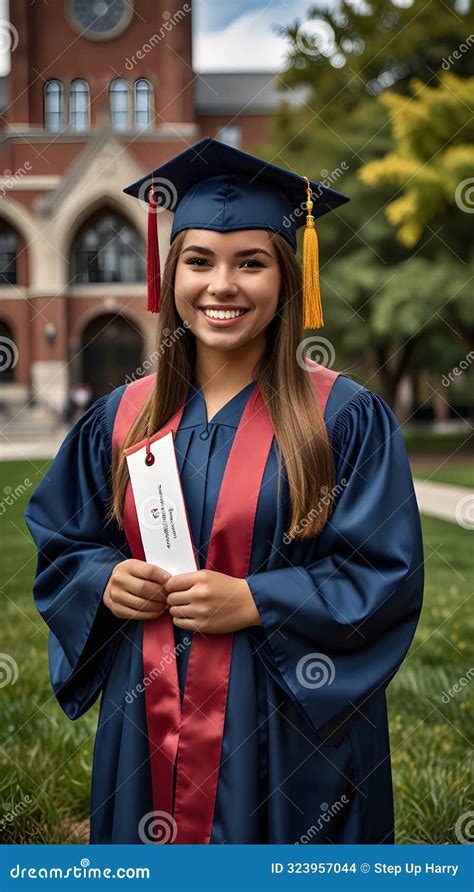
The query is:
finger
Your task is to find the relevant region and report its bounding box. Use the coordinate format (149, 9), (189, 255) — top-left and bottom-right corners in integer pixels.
(114, 590), (167, 612)
(166, 592), (193, 607)
(124, 576), (168, 602)
(117, 606), (168, 621)
(172, 616), (198, 630)
(164, 572), (200, 593)
(127, 561), (171, 585)
(169, 604), (197, 619)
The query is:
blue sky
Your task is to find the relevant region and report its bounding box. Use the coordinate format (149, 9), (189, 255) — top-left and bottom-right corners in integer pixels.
(0, 0), (316, 76)
(194, 0), (314, 71)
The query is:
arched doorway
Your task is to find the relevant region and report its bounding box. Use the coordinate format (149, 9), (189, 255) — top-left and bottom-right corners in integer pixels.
(81, 314), (143, 399)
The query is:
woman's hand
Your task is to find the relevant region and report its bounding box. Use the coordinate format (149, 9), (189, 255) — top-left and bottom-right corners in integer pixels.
(103, 559), (171, 621)
(164, 569), (262, 634)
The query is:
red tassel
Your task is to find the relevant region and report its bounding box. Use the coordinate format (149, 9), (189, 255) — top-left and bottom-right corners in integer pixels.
(146, 180), (161, 313)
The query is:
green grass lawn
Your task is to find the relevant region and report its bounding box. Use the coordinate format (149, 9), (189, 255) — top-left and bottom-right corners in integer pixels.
(1, 460), (472, 844)
(411, 463), (474, 488)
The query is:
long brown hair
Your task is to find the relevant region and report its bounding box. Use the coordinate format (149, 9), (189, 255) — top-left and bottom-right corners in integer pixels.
(108, 230), (336, 541)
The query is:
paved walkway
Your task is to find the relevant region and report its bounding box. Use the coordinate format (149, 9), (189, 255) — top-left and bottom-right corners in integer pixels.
(0, 432), (67, 462)
(413, 479), (473, 526)
(0, 434), (471, 527)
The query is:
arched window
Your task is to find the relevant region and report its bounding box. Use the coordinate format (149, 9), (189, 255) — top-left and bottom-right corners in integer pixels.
(44, 80), (64, 132)
(70, 79), (90, 131)
(0, 224), (17, 285)
(134, 79), (152, 128)
(110, 78), (129, 131)
(70, 210), (146, 284)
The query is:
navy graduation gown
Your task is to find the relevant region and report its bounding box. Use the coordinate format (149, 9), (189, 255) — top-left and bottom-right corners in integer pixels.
(24, 373), (424, 844)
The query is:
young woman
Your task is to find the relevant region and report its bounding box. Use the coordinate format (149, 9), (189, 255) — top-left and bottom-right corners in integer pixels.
(24, 138), (424, 846)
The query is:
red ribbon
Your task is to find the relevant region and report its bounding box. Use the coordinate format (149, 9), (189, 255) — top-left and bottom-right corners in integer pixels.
(112, 361), (339, 843)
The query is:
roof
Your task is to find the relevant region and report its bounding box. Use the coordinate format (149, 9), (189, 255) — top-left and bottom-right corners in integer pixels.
(194, 72), (310, 115)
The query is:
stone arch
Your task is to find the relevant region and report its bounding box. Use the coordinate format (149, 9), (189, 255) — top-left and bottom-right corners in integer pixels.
(76, 310), (146, 399)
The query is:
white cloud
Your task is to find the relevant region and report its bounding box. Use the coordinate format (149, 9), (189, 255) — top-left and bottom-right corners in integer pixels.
(194, 0), (311, 72)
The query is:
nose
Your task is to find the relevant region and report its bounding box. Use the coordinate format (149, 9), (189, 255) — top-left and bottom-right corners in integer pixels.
(207, 264), (238, 297)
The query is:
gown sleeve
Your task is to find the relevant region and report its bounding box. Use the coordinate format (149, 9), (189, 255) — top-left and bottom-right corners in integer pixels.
(23, 395), (127, 721)
(245, 388), (424, 744)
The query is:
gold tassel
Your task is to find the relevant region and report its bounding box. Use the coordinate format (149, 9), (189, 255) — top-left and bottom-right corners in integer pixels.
(302, 176), (324, 329)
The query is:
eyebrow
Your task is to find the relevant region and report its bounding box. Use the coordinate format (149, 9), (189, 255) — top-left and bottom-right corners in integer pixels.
(181, 245), (274, 259)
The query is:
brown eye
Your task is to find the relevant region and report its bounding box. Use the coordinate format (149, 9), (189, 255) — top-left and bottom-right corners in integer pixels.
(186, 257), (209, 266)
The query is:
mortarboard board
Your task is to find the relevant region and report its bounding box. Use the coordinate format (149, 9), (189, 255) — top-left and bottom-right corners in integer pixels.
(123, 137), (350, 329)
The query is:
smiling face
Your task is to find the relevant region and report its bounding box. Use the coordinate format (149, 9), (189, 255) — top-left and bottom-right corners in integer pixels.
(173, 228), (282, 350)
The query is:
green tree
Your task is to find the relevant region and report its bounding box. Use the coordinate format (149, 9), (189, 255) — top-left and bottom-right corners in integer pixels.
(257, 1), (474, 406)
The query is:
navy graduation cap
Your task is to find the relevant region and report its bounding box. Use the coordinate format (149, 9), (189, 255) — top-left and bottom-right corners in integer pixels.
(123, 136), (350, 329)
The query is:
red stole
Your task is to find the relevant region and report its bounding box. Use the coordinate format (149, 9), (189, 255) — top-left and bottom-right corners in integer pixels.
(112, 360), (339, 843)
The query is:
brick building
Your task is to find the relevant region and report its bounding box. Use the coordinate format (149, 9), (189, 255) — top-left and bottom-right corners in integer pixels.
(0, 0), (303, 413)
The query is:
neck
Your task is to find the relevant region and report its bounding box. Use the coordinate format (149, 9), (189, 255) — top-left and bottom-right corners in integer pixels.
(194, 334), (265, 393)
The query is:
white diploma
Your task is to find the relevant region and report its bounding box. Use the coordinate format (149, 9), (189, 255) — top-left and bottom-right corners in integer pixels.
(125, 432), (198, 575)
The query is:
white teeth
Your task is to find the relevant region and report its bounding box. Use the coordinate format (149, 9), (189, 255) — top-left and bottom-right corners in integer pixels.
(201, 308), (247, 319)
